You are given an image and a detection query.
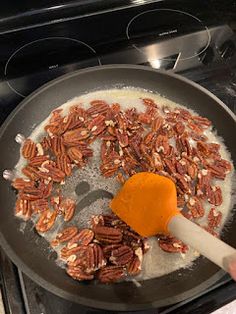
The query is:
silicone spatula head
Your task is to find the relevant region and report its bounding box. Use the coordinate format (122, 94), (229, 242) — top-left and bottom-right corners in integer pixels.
(110, 172), (180, 237)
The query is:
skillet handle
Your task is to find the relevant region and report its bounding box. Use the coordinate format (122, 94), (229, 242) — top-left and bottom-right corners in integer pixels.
(168, 215), (236, 274)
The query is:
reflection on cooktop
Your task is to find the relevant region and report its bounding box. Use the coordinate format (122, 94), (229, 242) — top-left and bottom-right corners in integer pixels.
(4, 37), (101, 97)
(126, 8), (211, 61)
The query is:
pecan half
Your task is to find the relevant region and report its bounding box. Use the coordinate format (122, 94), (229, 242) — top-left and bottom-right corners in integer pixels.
(63, 128), (90, 146)
(85, 243), (106, 273)
(12, 178), (34, 191)
(206, 186), (223, 206)
(67, 266), (94, 281)
(186, 197), (204, 218)
(110, 245), (133, 266)
(56, 154), (72, 176)
(15, 198), (32, 219)
(67, 229), (94, 248)
(59, 198), (76, 222)
(31, 198), (49, 213)
(51, 226), (78, 246)
(22, 139), (37, 159)
(97, 266), (125, 283)
(29, 155), (49, 167)
(94, 226), (123, 244)
(50, 136), (65, 156)
(208, 208), (222, 229)
(127, 255), (142, 276)
(36, 210), (57, 233)
(158, 236), (188, 253)
(67, 147), (83, 163)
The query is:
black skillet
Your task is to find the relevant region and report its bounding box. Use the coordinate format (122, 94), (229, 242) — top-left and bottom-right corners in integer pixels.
(0, 65), (235, 311)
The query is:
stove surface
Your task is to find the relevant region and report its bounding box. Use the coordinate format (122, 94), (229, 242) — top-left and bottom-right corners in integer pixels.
(0, 1), (236, 313)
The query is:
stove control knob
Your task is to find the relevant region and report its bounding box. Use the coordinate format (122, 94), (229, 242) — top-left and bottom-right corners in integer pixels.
(218, 40), (235, 60)
(198, 46), (214, 65)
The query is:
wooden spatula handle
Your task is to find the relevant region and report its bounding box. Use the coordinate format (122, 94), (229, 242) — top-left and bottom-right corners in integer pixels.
(168, 215), (236, 272)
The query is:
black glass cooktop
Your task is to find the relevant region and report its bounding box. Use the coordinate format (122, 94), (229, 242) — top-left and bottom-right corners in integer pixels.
(0, 0), (236, 313)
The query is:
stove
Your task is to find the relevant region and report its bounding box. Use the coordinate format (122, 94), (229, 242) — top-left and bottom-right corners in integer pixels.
(0, 1), (236, 313)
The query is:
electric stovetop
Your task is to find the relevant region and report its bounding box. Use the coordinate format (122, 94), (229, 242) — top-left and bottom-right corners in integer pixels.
(0, 1), (236, 313)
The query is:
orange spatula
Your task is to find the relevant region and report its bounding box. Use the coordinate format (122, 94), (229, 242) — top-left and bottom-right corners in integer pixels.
(110, 172), (236, 278)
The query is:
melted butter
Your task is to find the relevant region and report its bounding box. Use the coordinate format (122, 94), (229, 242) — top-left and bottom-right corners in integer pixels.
(13, 88), (235, 281)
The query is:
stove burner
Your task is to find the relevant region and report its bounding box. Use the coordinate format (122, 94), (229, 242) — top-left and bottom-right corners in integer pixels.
(4, 37), (101, 97)
(126, 9), (211, 64)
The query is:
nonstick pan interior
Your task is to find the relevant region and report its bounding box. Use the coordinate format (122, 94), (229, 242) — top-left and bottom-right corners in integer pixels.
(0, 65), (235, 311)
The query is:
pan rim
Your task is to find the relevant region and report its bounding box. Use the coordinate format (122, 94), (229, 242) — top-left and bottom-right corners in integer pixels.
(0, 64), (235, 311)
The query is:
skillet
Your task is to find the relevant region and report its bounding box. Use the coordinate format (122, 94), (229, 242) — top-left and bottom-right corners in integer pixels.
(0, 65), (235, 311)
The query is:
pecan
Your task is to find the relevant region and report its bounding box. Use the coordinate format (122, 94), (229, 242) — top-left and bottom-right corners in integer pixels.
(90, 215), (104, 229)
(67, 229), (94, 248)
(97, 266), (125, 283)
(127, 255), (142, 276)
(36, 210), (57, 233)
(151, 116), (164, 132)
(40, 136), (51, 151)
(22, 139), (37, 159)
(207, 164), (226, 180)
(116, 172), (126, 184)
(110, 245), (133, 266)
(39, 180), (53, 198)
(19, 186), (43, 201)
(177, 195), (185, 208)
(155, 135), (170, 155)
(12, 178), (34, 191)
(85, 243), (106, 273)
(186, 197), (204, 218)
(178, 108), (192, 121)
(190, 132), (208, 142)
(174, 122), (185, 135)
(175, 159), (187, 175)
(187, 121), (203, 134)
(164, 158), (176, 175)
(196, 169), (211, 198)
(87, 102), (109, 116)
(214, 159), (232, 173)
(142, 98), (158, 108)
(50, 136), (65, 156)
(175, 173), (191, 194)
(208, 208), (222, 229)
(138, 113), (152, 125)
(61, 245), (87, 261)
(192, 115), (211, 128)
(38, 161), (65, 183)
(88, 115), (106, 136)
(56, 154), (72, 176)
(15, 198), (32, 219)
(187, 163), (198, 180)
(22, 165), (40, 180)
(52, 226), (78, 247)
(67, 266), (94, 281)
(196, 141), (211, 157)
(31, 198), (49, 213)
(144, 131), (156, 145)
(67, 147), (83, 163)
(115, 129), (129, 147)
(94, 226), (123, 244)
(176, 136), (191, 156)
(158, 236), (188, 253)
(58, 198), (76, 222)
(122, 230), (142, 248)
(206, 186), (223, 206)
(29, 155), (49, 167)
(63, 128), (90, 146)
(103, 244), (123, 258)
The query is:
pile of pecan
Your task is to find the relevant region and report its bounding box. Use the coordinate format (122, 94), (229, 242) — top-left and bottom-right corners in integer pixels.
(51, 214), (148, 282)
(11, 97), (232, 282)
